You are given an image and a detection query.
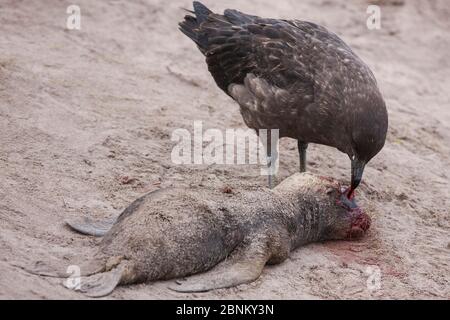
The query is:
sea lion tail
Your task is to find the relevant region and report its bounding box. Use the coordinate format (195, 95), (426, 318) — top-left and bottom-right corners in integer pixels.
(65, 216), (116, 237)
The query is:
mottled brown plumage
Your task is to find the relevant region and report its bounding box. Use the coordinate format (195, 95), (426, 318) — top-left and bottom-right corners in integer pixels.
(179, 2), (388, 195)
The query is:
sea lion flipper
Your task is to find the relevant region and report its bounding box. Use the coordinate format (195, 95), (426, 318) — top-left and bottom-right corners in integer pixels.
(18, 259), (69, 277)
(65, 216), (117, 237)
(69, 261), (126, 297)
(168, 238), (270, 293)
(19, 256), (106, 278)
(66, 188), (167, 238)
(65, 189), (166, 238)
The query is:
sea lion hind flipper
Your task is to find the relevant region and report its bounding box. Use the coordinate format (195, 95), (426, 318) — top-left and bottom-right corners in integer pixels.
(168, 238), (271, 292)
(19, 256), (106, 278)
(65, 188), (166, 237)
(68, 261), (127, 297)
(65, 216), (117, 237)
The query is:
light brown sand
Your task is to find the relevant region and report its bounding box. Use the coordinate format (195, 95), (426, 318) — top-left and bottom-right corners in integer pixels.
(0, 0), (448, 299)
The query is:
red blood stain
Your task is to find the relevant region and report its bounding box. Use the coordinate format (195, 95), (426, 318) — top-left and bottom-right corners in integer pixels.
(119, 176), (136, 185)
(221, 186), (233, 194)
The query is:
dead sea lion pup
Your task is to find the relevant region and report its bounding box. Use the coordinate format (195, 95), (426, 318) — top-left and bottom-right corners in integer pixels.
(29, 173), (370, 297)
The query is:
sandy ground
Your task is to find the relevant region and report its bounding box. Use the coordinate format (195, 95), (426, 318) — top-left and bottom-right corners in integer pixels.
(0, 0), (449, 299)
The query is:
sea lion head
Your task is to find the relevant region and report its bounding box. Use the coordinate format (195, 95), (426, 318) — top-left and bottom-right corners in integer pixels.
(274, 172), (371, 240)
(317, 177), (371, 241)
